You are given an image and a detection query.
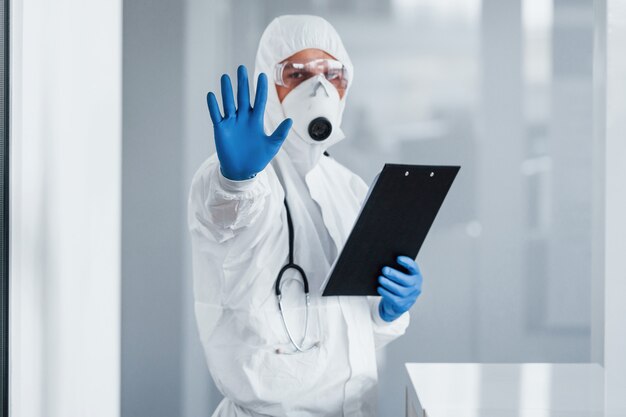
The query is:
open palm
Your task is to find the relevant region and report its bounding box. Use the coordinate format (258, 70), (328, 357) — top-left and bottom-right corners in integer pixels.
(207, 65), (292, 181)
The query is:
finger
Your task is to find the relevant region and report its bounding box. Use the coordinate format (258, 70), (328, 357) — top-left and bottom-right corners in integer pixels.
(398, 257), (423, 290)
(220, 74), (236, 118)
(252, 73), (268, 117)
(236, 65), (250, 112)
(379, 276), (412, 298)
(269, 118), (293, 143)
(382, 266), (415, 287)
(377, 286), (403, 309)
(206, 92), (222, 125)
(397, 256), (420, 276)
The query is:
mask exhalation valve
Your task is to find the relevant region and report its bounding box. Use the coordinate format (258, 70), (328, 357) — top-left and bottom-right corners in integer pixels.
(308, 117), (333, 141)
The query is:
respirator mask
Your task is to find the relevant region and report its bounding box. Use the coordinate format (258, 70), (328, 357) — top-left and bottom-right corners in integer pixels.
(280, 74), (346, 147)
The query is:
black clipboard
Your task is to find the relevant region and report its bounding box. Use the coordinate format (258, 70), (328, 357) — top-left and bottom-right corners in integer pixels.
(321, 164), (460, 296)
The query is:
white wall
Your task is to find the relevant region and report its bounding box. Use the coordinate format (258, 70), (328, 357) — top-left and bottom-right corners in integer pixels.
(10, 1), (122, 417)
(601, 0), (626, 412)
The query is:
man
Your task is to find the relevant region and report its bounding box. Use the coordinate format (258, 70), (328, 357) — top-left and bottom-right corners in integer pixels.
(188, 14), (423, 417)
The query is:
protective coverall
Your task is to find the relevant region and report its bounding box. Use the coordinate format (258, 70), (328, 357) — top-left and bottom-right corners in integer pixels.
(188, 14), (409, 417)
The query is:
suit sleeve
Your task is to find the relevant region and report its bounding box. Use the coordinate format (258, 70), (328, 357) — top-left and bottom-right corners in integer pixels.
(188, 155), (276, 244)
(367, 296), (410, 350)
(187, 155), (284, 346)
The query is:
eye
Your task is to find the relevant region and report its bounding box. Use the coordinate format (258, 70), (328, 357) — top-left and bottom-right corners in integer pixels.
(287, 71), (305, 79)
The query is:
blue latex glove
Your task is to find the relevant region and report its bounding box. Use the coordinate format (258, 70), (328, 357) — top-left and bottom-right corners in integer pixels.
(207, 65), (293, 181)
(377, 256), (423, 322)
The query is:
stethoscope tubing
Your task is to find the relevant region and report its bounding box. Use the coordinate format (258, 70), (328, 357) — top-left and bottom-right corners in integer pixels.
(274, 198), (318, 353)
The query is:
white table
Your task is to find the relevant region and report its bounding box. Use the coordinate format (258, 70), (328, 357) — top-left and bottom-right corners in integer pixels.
(405, 363), (624, 417)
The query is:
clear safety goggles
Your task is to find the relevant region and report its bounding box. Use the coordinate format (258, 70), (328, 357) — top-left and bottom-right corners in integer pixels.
(274, 58), (349, 90)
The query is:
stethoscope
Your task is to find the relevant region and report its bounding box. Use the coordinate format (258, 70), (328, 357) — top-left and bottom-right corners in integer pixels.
(274, 198), (320, 354)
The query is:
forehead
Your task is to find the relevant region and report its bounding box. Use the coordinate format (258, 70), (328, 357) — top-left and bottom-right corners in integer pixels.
(281, 48), (336, 63)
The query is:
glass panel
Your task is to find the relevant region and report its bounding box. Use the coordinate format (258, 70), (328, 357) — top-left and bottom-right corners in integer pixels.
(179, 1), (598, 415)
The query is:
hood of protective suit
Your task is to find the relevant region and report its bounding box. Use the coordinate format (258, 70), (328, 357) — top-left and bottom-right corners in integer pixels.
(254, 15), (354, 176)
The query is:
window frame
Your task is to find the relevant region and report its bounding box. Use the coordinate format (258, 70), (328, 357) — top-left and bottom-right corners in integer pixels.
(0, 0), (9, 415)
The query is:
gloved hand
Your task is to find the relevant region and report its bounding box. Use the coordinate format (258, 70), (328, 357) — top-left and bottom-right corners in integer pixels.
(377, 256), (423, 322)
(207, 65), (293, 181)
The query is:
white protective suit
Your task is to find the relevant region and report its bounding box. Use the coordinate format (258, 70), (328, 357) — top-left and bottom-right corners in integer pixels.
(188, 15), (409, 417)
